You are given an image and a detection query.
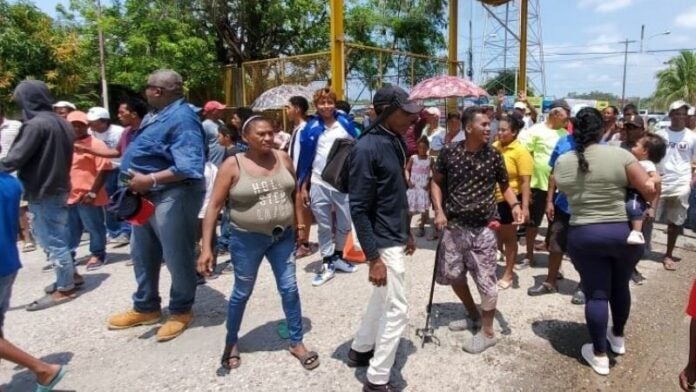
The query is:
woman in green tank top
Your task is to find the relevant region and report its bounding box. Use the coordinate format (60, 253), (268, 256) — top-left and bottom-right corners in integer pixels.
(198, 116), (319, 372)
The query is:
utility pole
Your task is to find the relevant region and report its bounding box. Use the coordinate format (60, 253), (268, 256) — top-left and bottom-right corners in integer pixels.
(468, 19), (473, 79)
(96, 0), (109, 109)
(517, 0), (528, 95)
(620, 39), (637, 107)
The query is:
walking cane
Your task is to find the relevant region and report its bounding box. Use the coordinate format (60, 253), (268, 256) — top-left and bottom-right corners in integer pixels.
(416, 238), (441, 347)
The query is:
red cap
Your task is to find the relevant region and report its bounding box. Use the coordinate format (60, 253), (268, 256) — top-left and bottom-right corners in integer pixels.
(203, 101), (226, 113)
(126, 197), (155, 226)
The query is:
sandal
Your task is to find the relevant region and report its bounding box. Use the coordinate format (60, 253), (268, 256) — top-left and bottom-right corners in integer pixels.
(44, 277), (85, 294)
(36, 364), (67, 392)
(497, 279), (512, 290)
(220, 346), (241, 370)
(26, 293), (76, 312)
(663, 257), (677, 271)
(290, 348), (320, 370)
(85, 257), (107, 271)
(22, 242), (37, 253)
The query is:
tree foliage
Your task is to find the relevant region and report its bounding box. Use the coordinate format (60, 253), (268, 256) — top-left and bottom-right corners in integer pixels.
(654, 50), (696, 106)
(482, 69), (535, 96)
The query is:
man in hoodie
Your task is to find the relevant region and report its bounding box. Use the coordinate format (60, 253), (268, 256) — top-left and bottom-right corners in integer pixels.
(0, 80), (78, 311)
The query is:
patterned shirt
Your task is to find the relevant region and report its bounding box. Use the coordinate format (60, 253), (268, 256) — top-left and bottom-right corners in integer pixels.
(435, 142), (509, 228)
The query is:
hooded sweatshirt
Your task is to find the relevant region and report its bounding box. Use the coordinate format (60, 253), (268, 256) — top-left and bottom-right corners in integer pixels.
(0, 80), (74, 201)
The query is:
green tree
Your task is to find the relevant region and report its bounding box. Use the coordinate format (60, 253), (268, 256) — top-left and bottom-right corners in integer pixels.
(654, 50), (696, 106)
(567, 90), (619, 104)
(482, 69), (535, 96)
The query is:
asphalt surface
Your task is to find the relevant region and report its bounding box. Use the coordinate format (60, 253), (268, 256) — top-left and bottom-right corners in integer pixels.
(0, 222), (693, 391)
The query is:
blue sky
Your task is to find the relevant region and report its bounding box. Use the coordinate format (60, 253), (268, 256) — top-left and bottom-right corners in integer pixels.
(35, 0), (695, 100)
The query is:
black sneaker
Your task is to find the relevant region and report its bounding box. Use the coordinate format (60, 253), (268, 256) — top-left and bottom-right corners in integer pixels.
(571, 289), (586, 305)
(363, 380), (399, 392)
(347, 348), (373, 367)
(527, 282), (557, 296)
(631, 270), (646, 285)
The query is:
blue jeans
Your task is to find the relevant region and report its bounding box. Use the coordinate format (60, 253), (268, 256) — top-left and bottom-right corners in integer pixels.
(105, 170), (131, 238)
(686, 186), (696, 230)
(28, 194), (75, 292)
(131, 181), (204, 314)
(68, 204), (107, 260)
(226, 227), (303, 346)
(0, 273), (16, 331)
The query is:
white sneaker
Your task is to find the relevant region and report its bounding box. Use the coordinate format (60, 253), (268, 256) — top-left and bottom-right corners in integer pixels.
(312, 263), (335, 286)
(581, 343), (610, 375)
(606, 328), (626, 355)
(627, 230), (645, 245)
(448, 317), (482, 332)
(333, 257), (357, 273)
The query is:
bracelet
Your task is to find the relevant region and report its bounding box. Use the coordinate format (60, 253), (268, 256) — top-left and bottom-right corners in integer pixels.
(297, 225), (306, 231)
(510, 201), (521, 208)
(149, 173), (158, 188)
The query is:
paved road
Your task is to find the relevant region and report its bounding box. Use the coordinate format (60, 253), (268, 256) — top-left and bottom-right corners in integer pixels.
(0, 223), (694, 391)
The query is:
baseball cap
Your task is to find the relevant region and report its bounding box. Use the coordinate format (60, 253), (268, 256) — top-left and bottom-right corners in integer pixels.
(550, 99), (571, 113)
(513, 102), (527, 111)
(53, 101), (76, 110)
(623, 114), (645, 128)
(86, 107), (110, 121)
(424, 107), (441, 118)
(107, 188), (155, 226)
(203, 100), (226, 113)
(66, 110), (88, 125)
(668, 100), (692, 114)
(373, 85), (423, 114)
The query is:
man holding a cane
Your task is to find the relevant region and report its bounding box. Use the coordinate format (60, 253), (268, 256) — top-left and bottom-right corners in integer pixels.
(431, 106), (523, 354)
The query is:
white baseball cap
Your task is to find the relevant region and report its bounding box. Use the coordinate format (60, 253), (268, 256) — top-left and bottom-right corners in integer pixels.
(668, 100), (692, 114)
(52, 101), (76, 110)
(86, 107), (110, 121)
(513, 101), (527, 110)
(424, 107), (440, 118)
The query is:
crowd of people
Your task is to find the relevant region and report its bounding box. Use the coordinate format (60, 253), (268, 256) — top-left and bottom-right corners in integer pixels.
(0, 69), (695, 391)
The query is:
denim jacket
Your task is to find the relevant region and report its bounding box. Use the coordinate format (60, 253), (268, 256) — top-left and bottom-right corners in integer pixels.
(120, 98), (205, 185)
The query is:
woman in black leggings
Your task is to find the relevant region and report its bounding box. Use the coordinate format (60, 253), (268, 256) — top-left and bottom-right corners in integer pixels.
(553, 107), (655, 376)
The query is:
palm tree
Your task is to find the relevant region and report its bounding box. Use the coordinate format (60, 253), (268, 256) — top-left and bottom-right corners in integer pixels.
(654, 50), (696, 106)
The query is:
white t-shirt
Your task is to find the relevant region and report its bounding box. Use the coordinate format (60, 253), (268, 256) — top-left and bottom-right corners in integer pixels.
(655, 127), (696, 197)
(639, 160), (657, 173)
(198, 161), (219, 219)
(311, 120), (351, 190)
(430, 130), (466, 152)
(523, 115), (535, 129)
(0, 118), (21, 159)
(92, 124), (125, 168)
(289, 120), (306, 170)
(425, 125), (445, 143)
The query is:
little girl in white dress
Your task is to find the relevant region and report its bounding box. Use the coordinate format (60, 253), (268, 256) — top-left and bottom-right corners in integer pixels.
(406, 138), (432, 238)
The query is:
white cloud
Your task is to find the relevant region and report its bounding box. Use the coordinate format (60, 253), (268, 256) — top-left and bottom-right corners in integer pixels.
(675, 7), (696, 29)
(578, 0), (633, 13)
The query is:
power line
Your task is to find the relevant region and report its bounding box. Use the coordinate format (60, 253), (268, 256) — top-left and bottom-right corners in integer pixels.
(545, 48), (696, 57)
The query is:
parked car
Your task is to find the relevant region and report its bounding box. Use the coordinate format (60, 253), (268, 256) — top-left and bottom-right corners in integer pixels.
(654, 115), (671, 132)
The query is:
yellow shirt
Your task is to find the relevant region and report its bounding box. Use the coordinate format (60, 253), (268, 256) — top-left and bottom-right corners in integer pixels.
(493, 139), (533, 202)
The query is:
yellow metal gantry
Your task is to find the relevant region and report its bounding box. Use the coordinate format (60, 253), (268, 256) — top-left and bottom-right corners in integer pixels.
(330, 0), (346, 99)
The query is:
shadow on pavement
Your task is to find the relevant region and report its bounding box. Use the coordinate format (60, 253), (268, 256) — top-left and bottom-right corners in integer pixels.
(9, 273), (110, 311)
(331, 337), (415, 390)
(190, 284), (229, 329)
(3, 351), (74, 392)
(237, 316), (313, 352)
(426, 302), (512, 336)
(531, 319), (588, 362)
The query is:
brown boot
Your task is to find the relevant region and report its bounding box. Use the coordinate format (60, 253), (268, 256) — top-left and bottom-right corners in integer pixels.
(156, 312), (193, 342)
(107, 309), (162, 330)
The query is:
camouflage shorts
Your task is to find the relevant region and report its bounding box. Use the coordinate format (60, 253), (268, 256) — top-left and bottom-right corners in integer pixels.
(435, 226), (498, 299)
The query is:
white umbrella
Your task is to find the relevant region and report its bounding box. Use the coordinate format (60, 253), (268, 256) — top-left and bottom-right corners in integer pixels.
(250, 84), (314, 111)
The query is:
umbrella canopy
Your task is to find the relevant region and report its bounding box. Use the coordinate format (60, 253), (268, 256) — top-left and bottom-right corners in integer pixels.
(250, 84), (314, 111)
(409, 75), (488, 100)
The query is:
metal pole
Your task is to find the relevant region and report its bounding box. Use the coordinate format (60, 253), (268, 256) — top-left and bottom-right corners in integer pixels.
(518, 0), (528, 95)
(620, 39), (636, 107)
(96, 0), (109, 109)
(468, 19), (473, 79)
(448, 0), (458, 112)
(640, 24), (645, 53)
(330, 0), (345, 99)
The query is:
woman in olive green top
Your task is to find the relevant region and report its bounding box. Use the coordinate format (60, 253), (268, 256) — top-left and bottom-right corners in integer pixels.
(198, 116), (319, 372)
(554, 108), (654, 376)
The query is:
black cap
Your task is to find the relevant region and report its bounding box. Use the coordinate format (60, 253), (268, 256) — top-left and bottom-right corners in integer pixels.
(623, 114), (645, 128)
(373, 85), (423, 114)
(549, 99), (571, 113)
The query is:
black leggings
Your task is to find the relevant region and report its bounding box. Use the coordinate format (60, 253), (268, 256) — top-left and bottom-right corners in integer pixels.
(568, 222), (643, 354)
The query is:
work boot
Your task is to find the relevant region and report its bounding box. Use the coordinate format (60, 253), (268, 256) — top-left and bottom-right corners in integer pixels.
(156, 312), (193, 342)
(108, 309), (162, 330)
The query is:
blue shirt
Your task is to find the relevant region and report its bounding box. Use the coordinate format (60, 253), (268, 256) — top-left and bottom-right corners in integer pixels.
(0, 173), (22, 277)
(548, 135), (575, 215)
(121, 98), (205, 182)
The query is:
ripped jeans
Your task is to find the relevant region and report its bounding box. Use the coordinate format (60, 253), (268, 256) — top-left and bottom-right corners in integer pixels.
(225, 227), (303, 346)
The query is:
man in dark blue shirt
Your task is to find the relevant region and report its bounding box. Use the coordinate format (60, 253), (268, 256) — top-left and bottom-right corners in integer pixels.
(108, 69), (205, 342)
(347, 86), (419, 392)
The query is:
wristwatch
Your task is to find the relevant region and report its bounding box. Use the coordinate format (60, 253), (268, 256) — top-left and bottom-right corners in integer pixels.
(86, 192), (97, 199)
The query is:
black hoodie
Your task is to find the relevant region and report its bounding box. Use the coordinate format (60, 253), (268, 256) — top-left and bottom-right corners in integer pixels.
(0, 80), (74, 201)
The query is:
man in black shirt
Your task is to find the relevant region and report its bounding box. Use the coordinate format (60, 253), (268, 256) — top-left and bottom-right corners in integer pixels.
(432, 106), (522, 354)
(348, 86), (419, 392)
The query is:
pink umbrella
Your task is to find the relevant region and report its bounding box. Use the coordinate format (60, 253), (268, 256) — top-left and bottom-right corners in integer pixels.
(409, 75), (488, 100)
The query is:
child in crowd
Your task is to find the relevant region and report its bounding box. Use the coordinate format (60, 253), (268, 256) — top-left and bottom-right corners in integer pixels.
(405, 138), (432, 239)
(196, 159), (219, 283)
(626, 134), (667, 244)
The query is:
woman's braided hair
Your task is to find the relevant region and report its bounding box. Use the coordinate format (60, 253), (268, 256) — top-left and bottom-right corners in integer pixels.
(572, 107), (603, 173)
